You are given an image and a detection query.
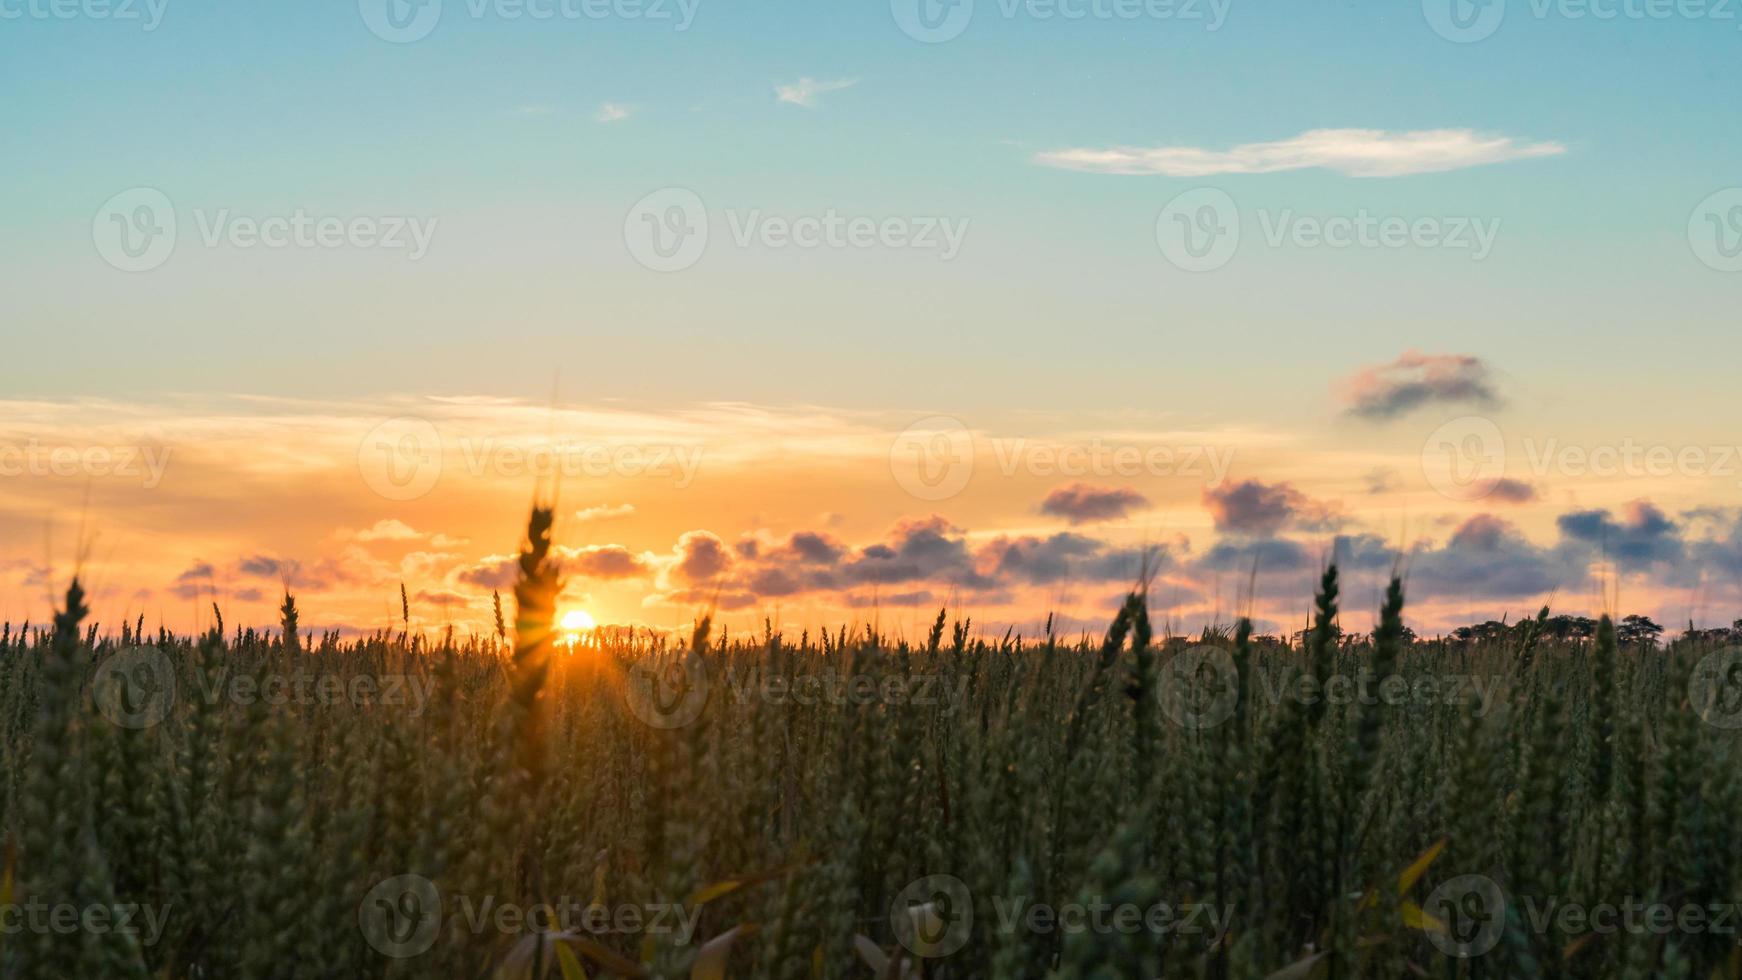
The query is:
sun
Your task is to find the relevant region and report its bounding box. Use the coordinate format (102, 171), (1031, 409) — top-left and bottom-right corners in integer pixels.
(559, 609), (597, 635)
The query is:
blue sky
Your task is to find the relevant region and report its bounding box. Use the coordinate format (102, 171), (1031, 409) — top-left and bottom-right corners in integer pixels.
(3, 0), (1742, 632)
(4, 1), (1738, 412)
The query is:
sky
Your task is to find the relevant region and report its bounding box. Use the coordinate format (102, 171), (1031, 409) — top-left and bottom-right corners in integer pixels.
(2, 0), (1740, 639)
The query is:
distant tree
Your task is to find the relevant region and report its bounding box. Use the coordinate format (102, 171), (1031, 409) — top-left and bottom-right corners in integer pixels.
(1452, 620), (1512, 644)
(1541, 614), (1597, 641)
(1616, 615), (1665, 648)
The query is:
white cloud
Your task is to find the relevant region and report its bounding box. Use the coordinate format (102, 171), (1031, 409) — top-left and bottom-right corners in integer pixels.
(1033, 128), (1566, 178)
(775, 77), (857, 108)
(596, 103), (632, 123)
(576, 503), (637, 523)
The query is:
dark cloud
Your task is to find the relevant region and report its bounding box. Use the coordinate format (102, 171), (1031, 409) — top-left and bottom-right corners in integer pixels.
(1409, 515), (1564, 600)
(1557, 501), (1684, 571)
(1203, 479), (1341, 535)
(1487, 478), (1538, 504)
(238, 555), (287, 578)
(976, 533), (1162, 586)
(169, 561), (216, 599)
(567, 545), (649, 580)
(843, 590), (936, 608)
(1038, 483), (1150, 525)
(671, 531), (733, 585)
(1339, 351), (1500, 420)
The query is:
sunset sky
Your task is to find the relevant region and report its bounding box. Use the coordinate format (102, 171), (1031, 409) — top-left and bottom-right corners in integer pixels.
(3, 2), (1740, 638)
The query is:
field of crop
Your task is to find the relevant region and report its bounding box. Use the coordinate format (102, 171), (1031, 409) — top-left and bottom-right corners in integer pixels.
(3, 506), (1740, 979)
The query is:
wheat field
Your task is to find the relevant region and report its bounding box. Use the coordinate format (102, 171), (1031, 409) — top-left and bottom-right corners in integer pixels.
(3, 505), (1739, 979)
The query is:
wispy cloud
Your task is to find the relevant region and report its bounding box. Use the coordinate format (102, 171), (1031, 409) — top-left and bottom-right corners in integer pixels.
(1034, 128), (1565, 178)
(1338, 351), (1502, 420)
(596, 103), (632, 123)
(775, 77), (857, 108)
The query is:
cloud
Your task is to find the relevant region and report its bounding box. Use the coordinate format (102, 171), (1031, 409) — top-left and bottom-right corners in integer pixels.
(1363, 467), (1400, 495)
(776, 77), (857, 108)
(414, 589), (473, 609)
(575, 503), (636, 524)
(567, 545), (651, 580)
(976, 533), (1160, 585)
(669, 531), (734, 585)
(238, 555), (289, 579)
(353, 519), (422, 542)
(1557, 501), (1684, 572)
(1033, 128), (1565, 178)
(1410, 514), (1563, 600)
(1339, 351), (1500, 420)
(1488, 478), (1538, 504)
(455, 543), (651, 590)
(169, 561), (215, 599)
(1039, 483), (1150, 525)
(1203, 479), (1341, 535)
(596, 103), (631, 123)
